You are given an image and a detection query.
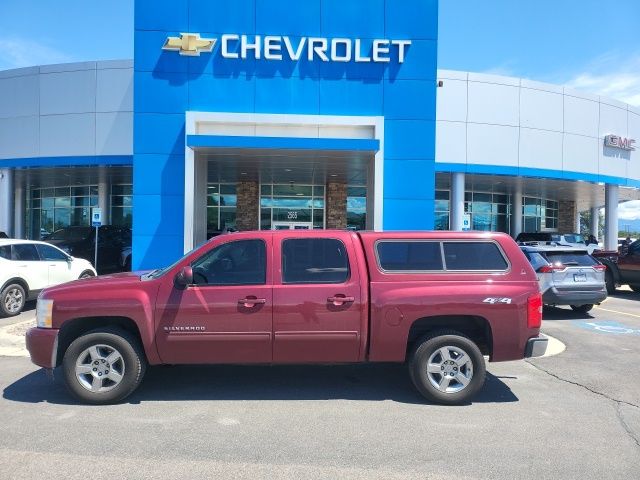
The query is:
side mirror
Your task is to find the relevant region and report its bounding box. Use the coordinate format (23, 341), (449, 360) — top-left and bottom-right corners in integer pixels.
(174, 266), (193, 289)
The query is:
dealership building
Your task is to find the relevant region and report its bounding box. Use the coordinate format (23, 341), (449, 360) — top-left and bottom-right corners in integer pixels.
(0, 0), (638, 269)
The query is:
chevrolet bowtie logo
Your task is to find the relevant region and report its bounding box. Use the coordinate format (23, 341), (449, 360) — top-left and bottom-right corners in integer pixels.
(162, 33), (216, 56)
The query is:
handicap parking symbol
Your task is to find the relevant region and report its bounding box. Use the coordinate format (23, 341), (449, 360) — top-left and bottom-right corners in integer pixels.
(573, 320), (640, 335)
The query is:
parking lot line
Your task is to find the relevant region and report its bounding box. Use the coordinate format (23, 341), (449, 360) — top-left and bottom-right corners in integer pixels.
(594, 306), (640, 319)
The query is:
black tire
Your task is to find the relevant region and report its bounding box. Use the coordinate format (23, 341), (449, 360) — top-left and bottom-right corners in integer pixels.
(605, 270), (616, 295)
(570, 304), (594, 313)
(62, 328), (146, 404)
(630, 285), (640, 294)
(0, 283), (26, 317)
(78, 270), (95, 280)
(408, 330), (486, 405)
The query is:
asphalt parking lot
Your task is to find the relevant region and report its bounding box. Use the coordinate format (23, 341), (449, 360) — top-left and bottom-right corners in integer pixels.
(0, 294), (638, 480)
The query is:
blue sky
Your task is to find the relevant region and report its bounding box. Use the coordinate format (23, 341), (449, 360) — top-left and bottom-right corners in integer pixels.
(0, 0), (637, 104)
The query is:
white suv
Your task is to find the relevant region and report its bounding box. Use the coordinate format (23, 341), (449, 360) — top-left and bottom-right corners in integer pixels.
(0, 239), (96, 317)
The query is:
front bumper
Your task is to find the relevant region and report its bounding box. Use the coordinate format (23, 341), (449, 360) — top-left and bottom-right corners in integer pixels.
(525, 336), (548, 358)
(542, 287), (607, 306)
(25, 327), (59, 369)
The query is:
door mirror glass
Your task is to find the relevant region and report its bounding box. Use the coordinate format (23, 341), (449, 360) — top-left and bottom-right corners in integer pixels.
(174, 266), (193, 288)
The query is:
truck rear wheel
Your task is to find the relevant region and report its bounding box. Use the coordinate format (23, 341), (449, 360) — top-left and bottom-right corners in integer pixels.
(62, 329), (146, 405)
(605, 270), (616, 295)
(409, 331), (486, 405)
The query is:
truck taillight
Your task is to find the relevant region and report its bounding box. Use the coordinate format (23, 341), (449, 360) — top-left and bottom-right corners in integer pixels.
(527, 293), (543, 329)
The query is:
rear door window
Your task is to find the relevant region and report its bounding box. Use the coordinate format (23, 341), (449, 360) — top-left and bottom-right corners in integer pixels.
(282, 238), (349, 284)
(443, 242), (508, 271)
(376, 241), (443, 271)
(12, 244), (40, 261)
(0, 245), (10, 260)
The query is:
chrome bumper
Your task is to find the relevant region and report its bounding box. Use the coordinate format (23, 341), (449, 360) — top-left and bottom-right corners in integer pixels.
(525, 336), (548, 358)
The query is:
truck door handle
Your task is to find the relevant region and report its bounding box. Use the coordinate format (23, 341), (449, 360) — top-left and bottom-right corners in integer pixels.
(327, 295), (355, 305)
(238, 298), (266, 307)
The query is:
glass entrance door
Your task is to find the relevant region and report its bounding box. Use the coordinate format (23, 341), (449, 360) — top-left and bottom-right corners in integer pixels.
(272, 222), (313, 230)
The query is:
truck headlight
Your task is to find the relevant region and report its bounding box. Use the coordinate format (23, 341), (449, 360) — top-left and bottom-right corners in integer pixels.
(36, 299), (54, 328)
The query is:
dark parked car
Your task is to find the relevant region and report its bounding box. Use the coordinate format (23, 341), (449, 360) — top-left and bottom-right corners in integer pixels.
(44, 226), (132, 274)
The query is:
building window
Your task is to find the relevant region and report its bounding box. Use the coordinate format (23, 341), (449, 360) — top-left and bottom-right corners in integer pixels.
(465, 192), (510, 233)
(435, 190), (450, 230)
(29, 185), (98, 239)
(347, 186), (367, 231)
(111, 184), (133, 228)
(260, 183), (325, 230)
(523, 197), (558, 231)
(207, 183), (237, 236)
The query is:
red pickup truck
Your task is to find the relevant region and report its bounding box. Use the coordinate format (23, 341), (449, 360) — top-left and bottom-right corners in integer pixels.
(26, 230), (546, 405)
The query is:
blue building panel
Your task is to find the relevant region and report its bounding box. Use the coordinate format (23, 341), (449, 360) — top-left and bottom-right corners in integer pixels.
(383, 120), (436, 160)
(383, 198), (435, 231)
(134, 0), (439, 267)
(254, 75), (320, 114)
(385, 0), (439, 40)
(384, 159), (436, 200)
(134, 113), (185, 155)
(320, 0), (385, 38)
(255, 0), (322, 37)
(383, 79), (437, 120)
(319, 79), (383, 116)
(135, 71), (189, 114)
(188, 0), (256, 34)
(133, 154), (185, 196)
(135, 0), (188, 32)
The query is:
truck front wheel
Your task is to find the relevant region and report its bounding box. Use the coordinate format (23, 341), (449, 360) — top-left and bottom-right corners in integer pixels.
(409, 331), (486, 405)
(62, 329), (146, 404)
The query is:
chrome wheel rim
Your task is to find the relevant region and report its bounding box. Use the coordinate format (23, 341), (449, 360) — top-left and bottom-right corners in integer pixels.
(3, 288), (24, 313)
(75, 344), (125, 393)
(427, 346), (474, 394)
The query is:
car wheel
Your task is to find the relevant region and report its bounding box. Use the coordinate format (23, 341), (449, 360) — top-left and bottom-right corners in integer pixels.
(79, 270), (95, 280)
(630, 285), (640, 294)
(408, 330), (486, 405)
(570, 304), (594, 313)
(605, 270), (616, 295)
(0, 283), (26, 317)
(62, 329), (146, 404)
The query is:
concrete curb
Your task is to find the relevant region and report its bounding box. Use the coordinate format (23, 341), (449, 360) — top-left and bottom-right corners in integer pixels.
(0, 319), (33, 357)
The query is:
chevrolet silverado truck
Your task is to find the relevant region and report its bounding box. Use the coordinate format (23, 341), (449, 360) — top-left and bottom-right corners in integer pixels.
(593, 239), (640, 294)
(26, 230), (547, 405)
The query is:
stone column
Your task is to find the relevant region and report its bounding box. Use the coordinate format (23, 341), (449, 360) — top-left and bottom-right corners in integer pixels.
(510, 183), (523, 237)
(0, 168), (14, 236)
(604, 184), (619, 251)
(450, 172), (465, 231)
(326, 182), (347, 229)
(235, 181), (259, 231)
(558, 200), (577, 233)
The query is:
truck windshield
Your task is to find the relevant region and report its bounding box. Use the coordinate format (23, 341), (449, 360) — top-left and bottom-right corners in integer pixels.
(144, 247), (198, 279)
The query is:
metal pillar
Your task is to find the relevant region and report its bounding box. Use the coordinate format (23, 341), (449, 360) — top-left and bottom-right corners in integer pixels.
(590, 207), (599, 240)
(98, 167), (110, 225)
(604, 184), (619, 251)
(0, 168), (14, 236)
(450, 172), (465, 231)
(14, 177), (24, 239)
(575, 209), (582, 234)
(510, 183), (523, 238)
